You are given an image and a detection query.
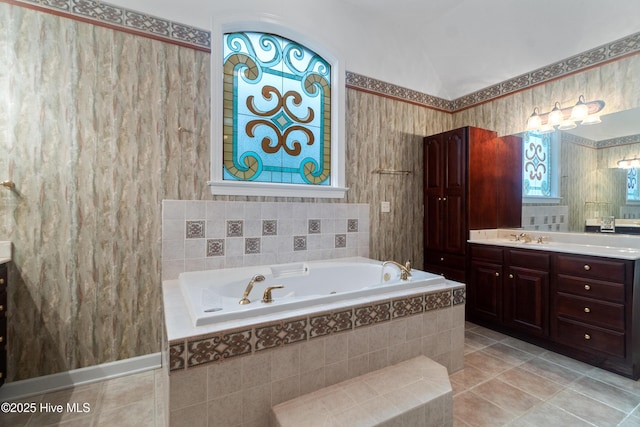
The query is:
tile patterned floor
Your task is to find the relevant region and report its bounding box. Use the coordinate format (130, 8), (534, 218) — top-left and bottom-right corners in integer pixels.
(454, 323), (640, 427)
(1, 369), (164, 427)
(5, 322), (640, 426)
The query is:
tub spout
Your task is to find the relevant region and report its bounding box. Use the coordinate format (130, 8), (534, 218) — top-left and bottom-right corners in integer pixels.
(382, 260), (412, 281)
(262, 285), (284, 303)
(239, 274), (265, 305)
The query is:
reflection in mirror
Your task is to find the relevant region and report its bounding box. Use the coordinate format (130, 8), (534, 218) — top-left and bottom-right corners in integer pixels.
(515, 107), (640, 235)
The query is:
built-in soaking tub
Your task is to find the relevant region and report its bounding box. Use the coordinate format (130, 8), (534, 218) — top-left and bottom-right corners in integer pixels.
(179, 257), (448, 327)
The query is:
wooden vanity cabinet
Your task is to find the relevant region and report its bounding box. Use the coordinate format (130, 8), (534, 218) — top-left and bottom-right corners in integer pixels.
(504, 249), (550, 338)
(423, 127), (522, 282)
(0, 263), (6, 386)
(468, 243), (640, 379)
(468, 246), (549, 337)
(552, 254), (632, 371)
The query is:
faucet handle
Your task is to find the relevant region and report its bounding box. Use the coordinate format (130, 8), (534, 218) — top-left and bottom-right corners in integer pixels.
(405, 260), (412, 271)
(262, 285), (284, 303)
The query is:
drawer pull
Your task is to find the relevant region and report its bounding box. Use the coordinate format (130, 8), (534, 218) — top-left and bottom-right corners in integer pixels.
(584, 307), (591, 313)
(0, 305), (3, 311)
(0, 336), (3, 343)
(584, 265), (591, 271)
(495, 272), (500, 277)
(440, 257), (444, 261)
(0, 278), (4, 285)
(584, 284), (591, 291)
(509, 274), (514, 279)
(584, 334), (591, 340)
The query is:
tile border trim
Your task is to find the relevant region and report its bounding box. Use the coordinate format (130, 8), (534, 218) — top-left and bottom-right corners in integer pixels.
(168, 285), (466, 372)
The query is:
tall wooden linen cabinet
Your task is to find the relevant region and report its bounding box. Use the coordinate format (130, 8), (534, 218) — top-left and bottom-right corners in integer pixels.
(423, 126), (522, 282)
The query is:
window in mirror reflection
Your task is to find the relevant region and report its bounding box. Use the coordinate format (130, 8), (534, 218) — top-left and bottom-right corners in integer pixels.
(523, 131), (559, 200)
(627, 169), (640, 202)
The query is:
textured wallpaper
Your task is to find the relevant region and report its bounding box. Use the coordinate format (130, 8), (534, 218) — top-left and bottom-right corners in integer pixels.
(1, 1), (639, 382)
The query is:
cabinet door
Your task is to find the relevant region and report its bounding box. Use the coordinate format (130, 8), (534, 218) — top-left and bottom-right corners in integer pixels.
(424, 135), (444, 251)
(504, 266), (549, 337)
(443, 129), (467, 254)
(469, 260), (503, 323)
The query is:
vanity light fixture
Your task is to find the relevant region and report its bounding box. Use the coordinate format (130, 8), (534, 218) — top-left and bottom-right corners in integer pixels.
(617, 157), (640, 169)
(526, 96), (605, 132)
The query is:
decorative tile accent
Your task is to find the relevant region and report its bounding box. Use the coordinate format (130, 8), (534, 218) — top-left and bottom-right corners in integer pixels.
(308, 219), (321, 234)
(187, 329), (252, 367)
(245, 237), (261, 255)
(207, 239), (224, 257)
(392, 296), (424, 318)
(169, 343), (186, 371)
(335, 234), (347, 248)
(255, 318), (308, 351)
(309, 309), (353, 338)
(453, 288), (466, 305)
(293, 236), (307, 251)
(124, 10), (171, 37)
(262, 220), (277, 236)
(425, 290), (453, 311)
(226, 220), (243, 237)
(186, 220), (205, 239)
(354, 302), (391, 328)
(347, 219), (359, 232)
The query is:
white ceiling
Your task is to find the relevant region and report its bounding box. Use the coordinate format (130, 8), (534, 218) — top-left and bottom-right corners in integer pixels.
(109, 0), (640, 100)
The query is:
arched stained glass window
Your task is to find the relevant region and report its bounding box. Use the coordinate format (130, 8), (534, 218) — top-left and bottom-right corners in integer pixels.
(222, 32), (331, 186)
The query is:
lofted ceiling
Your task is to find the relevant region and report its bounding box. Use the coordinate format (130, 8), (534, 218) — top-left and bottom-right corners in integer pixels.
(108, 0), (640, 100)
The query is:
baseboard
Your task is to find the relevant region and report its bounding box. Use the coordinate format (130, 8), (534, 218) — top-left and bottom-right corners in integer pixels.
(0, 352), (161, 401)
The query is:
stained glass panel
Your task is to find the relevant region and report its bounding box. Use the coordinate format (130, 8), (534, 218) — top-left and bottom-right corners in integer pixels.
(627, 168), (640, 201)
(523, 132), (552, 197)
(222, 32), (331, 185)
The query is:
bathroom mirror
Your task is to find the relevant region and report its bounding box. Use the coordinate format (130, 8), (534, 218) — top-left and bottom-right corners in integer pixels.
(516, 107), (640, 235)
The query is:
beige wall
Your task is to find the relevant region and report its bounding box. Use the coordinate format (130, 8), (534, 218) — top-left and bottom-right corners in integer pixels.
(2, 1), (639, 381)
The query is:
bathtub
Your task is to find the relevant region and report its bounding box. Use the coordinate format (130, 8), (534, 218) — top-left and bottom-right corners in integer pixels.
(179, 257), (447, 327)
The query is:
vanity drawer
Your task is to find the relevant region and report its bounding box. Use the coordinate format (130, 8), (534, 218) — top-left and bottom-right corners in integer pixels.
(557, 274), (625, 303)
(556, 255), (628, 282)
(469, 245), (503, 263)
(425, 250), (466, 268)
(555, 317), (625, 358)
(556, 293), (624, 331)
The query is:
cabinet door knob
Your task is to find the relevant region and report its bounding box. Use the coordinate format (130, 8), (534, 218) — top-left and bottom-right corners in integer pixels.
(0, 336), (3, 343)
(440, 257), (444, 261)
(495, 272), (500, 277)
(0, 278), (4, 285)
(584, 307), (591, 313)
(584, 265), (591, 271)
(442, 197), (447, 201)
(584, 334), (591, 340)
(584, 284), (591, 291)
(0, 305), (3, 311)
(508, 274), (514, 279)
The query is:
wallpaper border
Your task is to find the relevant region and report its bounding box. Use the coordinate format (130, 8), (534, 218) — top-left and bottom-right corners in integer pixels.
(6, 0), (640, 112)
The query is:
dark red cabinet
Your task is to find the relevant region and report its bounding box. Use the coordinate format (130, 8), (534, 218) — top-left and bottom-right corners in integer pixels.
(423, 127), (522, 282)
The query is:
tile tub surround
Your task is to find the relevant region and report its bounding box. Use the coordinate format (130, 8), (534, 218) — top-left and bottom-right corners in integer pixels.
(162, 278), (465, 426)
(162, 200), (370, 280)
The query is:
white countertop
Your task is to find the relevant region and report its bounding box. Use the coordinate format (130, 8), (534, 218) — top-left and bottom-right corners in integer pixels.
(0, 241), (11, 264)
(468, 229), (640, 260)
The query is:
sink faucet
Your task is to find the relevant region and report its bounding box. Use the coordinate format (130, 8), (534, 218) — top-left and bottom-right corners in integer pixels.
(382, 260), (412, 281)
(239, 274), (265, 305)
(518, 233), (532, 243)
(262, 285), (284, 303)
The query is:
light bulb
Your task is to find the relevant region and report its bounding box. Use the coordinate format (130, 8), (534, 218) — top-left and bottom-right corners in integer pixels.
(547, 102), (563, 126)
